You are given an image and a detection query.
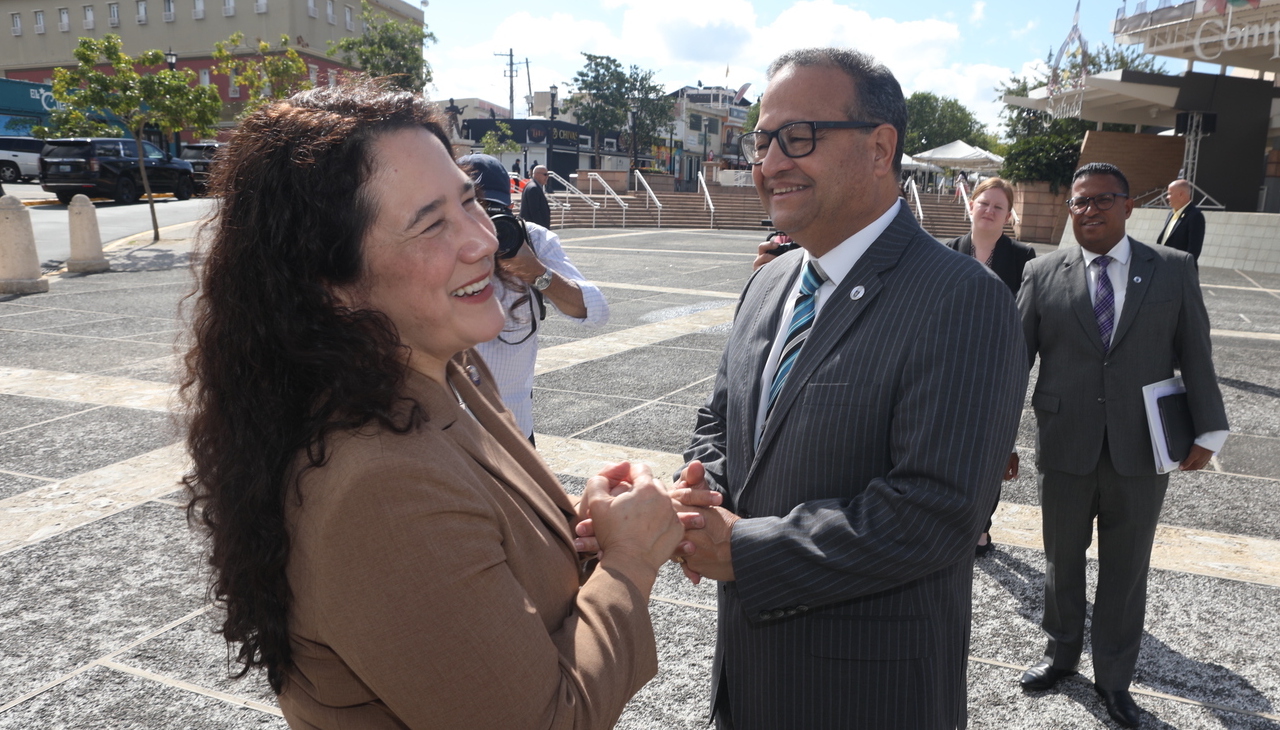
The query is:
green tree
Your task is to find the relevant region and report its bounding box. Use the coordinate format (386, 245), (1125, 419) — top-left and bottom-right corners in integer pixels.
(480, 120), (521, 157)
(1000, 134), (1080, 193)
(744, 99), (760, 132)
(213, 32), (312, 117)
(32, 107), (122, 139)
(564, 53), (628, 170)
(904, 91), (996, 155)
(328, 1), (435, 92)
(621, 66), (675, 172)
(47, 34), (221, 241)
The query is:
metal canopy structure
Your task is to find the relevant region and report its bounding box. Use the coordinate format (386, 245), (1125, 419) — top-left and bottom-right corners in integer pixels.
(1002, 69), (1183, 127)
(1113, 0), (1280, 75)
(911, 140), (1005, 172)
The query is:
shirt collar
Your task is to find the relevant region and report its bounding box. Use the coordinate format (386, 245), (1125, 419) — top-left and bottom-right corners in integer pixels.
(804, 198), (902, 287)
(1080, 234), (1131, 267)
(1171, 203), (1188, 217)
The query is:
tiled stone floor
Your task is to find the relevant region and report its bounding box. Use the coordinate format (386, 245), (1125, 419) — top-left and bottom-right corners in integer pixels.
(2, 226), (1279, 728)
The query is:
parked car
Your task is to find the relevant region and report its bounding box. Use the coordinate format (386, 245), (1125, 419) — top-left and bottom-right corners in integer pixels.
(39, 137), (196, 205)
(179, 142), (221, 194)
(0, 136), (44, 183)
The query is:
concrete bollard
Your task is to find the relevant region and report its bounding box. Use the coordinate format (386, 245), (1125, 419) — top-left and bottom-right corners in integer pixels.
(0, 195), (49, 294)
(66, 194), (109, 274)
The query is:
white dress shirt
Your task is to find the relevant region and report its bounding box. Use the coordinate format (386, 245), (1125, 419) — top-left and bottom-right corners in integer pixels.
(475, 224), (608, 437)
(1080, 236), (1227, 454)
(753, 199), (902, 441)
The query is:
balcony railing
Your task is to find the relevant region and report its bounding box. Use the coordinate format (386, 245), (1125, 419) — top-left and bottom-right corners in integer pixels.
(345, 18), (353, 29)
(83, 18), (94, 28)
(10, 26), (19, 36)
(135, 14), (146, 24)
(326, 12), (335, 23)
(58, 19), (70, 30)
(34, 22), (45, 32)
(255, 1), (266, 12)
(107, 16), (118, 25)
(192, 7), (204, 17)
(162, 10), (173, 21)
(222, 3), (234, 15)
(307, 5), (316, 16)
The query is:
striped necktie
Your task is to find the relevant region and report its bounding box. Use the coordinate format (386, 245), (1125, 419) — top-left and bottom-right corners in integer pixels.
(766, 260), (828, 420)
(1093, 255), (1115, 352)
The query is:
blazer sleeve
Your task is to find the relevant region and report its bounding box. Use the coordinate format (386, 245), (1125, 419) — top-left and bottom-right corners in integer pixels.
(1172, 255), (1228, 434)
(1185, 208), (1206, 261)
(303, 449), (655, 730)
(1016, 260), (1041, 369)
(730, 272), (1029, 611)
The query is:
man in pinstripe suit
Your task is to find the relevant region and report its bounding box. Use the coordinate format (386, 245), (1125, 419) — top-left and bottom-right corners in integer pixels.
(673, 48), (1027, 729)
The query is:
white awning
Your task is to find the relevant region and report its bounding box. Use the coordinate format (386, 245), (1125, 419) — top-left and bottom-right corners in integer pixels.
(911, 140), (1004, 172)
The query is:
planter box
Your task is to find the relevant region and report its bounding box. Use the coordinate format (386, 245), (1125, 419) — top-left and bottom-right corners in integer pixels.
(636, 172), (675, 192)
(1013, 181), (1069, 245)
(577, 169), (628, 195)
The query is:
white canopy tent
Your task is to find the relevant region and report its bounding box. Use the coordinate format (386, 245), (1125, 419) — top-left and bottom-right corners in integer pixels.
(911, 140), (1004, 172)
(901, 154), (943, 173)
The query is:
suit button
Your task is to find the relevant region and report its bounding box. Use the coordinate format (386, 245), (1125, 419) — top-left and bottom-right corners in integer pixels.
(1098, 397), (1106, 403)
(739, 510), (751, 518)
(758, 612), (770, 620)
(786, 609), (797, 616)
(796, 605), (809, 612)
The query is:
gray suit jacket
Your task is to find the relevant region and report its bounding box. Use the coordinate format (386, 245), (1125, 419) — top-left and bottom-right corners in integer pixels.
(685, 206), (1027, 729)
(1017, 239), (1227, 476)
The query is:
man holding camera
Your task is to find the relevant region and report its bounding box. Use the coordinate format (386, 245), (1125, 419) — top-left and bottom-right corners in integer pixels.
(460, 154), (609, 440)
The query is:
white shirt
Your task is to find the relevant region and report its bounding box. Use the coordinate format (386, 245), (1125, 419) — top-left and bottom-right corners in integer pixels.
(1080, 236), (1227, 454)
(753, 199), (902, 441)
(474, 224), (608, 437)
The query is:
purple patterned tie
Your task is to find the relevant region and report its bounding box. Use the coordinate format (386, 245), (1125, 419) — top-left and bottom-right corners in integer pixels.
(1093, 255), (1115, 352)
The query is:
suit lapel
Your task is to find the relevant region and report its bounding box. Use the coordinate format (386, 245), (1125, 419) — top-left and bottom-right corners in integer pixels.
(735, 258), (800, 464)
(1065, 247), (1107, 355)
(412, 363), (577, 553)
(1158, 210), (1174, 244)
(746, 207), (914, 483)
(1110, 239), (1156, 351)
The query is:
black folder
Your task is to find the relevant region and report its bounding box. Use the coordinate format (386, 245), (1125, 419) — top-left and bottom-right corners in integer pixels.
(1157, 392), (1195, 463)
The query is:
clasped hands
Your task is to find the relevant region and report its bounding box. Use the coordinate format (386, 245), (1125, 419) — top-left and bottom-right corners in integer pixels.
(573, 460), (739, 584)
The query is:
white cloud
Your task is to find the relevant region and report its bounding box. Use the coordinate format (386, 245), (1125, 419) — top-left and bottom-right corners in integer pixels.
(1011, 20), (1037, 38)
(970, 1), (985, 24)
(907, 62), (1013, 138)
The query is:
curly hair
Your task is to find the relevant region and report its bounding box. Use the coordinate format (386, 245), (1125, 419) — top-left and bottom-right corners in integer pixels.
(181, 82), (452, 692)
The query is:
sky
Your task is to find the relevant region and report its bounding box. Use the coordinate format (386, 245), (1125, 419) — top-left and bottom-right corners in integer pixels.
(420, 0), (1189, 141)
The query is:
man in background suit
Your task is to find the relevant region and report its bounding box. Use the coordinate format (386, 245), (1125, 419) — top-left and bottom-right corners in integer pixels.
(1016, 163), (1228, 727)
(1156, 178), (1206, 263)
(672, 47), (1027, 729)
(520, 165), (553, 229)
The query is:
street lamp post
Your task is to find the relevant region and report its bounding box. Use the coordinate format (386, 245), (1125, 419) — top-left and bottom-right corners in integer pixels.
(164, 48), (181, 156)
(548, 84), (557, 189)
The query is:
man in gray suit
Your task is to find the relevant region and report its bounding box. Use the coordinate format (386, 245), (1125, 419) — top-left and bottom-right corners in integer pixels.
(671, 47), (1027, 729)
(1016, 162), (1228, 727)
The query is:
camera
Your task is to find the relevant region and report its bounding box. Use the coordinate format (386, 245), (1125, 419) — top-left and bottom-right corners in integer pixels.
(485, 201), (529, 259)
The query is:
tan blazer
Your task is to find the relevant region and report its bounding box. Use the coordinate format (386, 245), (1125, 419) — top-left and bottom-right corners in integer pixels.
(279, 351), (657, 729)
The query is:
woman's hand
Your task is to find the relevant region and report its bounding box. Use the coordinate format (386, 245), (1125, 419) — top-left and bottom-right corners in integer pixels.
(580, 462), (684, 591)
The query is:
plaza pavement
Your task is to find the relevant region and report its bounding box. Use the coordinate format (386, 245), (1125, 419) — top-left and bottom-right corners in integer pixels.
(1, 223), (1279, 729)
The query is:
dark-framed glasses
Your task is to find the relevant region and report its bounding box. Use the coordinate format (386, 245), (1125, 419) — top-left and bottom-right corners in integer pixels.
(1066, 193), (1129, 213)
(739, 120), (882, 165)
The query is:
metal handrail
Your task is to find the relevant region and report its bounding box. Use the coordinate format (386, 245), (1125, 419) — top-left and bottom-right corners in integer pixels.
(904, 177), (924, 223)
(587, 172), (628, 228)
(956, 180), (971, 222)
(697, 171), (716, 229)
(633, 170), (663, 228)
(546, 170), (600, 228)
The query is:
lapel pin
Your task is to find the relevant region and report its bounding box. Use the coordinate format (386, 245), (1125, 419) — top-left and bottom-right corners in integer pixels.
(850, 285), (865, 301)
(1133, 276), (1142, 283)
(466, 364), (481, 385)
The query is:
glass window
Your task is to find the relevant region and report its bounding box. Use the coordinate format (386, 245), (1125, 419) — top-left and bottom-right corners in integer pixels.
(326, 0), (333, 22)
(142, 141), (165, 159)
(164, 0), (173, 14)
(83, 5), (93, 24)
(119, 140), (139, 157)
(688, 114), (702, 132)
(93, 141), (121, 157)
(10, 12), (20, 33)
(223, 0), (233, 13)
(107, 3), (117, 21)
(707, 118), (719, 134)
(34, 9), (44, 30)
(308, 64), (318, 84)
(136, 0), (146, 21)
(58, 7), (70, 28)
(199, 68), (210, 85)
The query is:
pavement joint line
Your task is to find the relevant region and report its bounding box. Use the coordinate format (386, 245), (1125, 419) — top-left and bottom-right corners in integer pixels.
(534, 305), (736, 375)
(1234, 270), (1280, 301)
(0, 403), (108, 439)
(1200, 283), (1280, 294)
(592, 281), (742, 299)
(963, 656), (1280, 722)
(0, 325), (178, 346)
(560, 230), (709, 242)
(0, 468), (58, 482)
(0, 443), (188, 556)
(560, 244), (757, 257)
(97, 658), (285, 717)
(0, 367), (176, 412)
(0, 604), (212, 714)
(566, 376), (715, 441)
(647, 596), (1280, 722)
(1210, 329), (1280, 341)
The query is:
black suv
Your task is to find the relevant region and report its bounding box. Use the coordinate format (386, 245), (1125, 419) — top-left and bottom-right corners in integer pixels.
(39, 138), (196, 205)
(179, 142), (221, 194)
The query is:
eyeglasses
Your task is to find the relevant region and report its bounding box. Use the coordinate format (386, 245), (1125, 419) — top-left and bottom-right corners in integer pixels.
(1066, 193), (1129, 213)
(739, 120), (882, 165)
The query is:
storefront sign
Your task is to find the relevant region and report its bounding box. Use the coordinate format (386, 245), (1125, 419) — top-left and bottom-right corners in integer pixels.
(1194, 6), (1280, 60)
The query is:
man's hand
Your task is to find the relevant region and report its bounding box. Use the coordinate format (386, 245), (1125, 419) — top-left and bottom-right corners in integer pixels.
(1004, 451), (1020, 481)
(752, 234), (793, 270)
(499, 239), (548, 284)
(679, 505), (739, 583)
(1179, 444), (1214, 471)
(670, 460), (733, 584)
(573, 461), (702, 556)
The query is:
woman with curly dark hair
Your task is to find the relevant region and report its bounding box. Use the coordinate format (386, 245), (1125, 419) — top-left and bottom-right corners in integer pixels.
(182, 82), (685, 729)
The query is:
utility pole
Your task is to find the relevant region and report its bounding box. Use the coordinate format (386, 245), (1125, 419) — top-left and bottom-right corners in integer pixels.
(494, 48), (517, 119)
(524, 58), (534, 117)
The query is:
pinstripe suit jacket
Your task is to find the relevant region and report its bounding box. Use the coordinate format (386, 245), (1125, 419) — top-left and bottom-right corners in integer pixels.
(1017, 239), (1227, 476)
(685, 206), (1027, 729)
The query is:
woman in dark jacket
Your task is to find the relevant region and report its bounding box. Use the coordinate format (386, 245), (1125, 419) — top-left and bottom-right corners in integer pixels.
(944, 176), (1035, 557)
